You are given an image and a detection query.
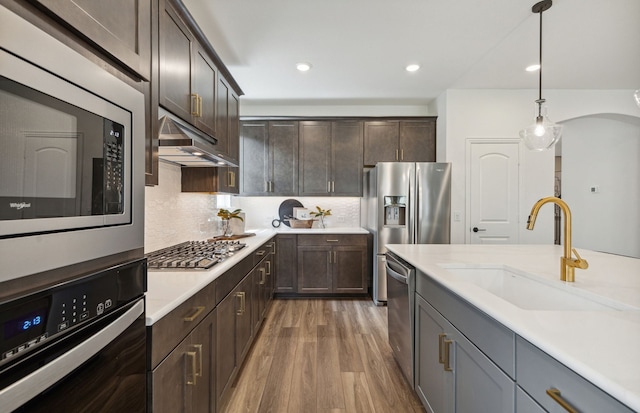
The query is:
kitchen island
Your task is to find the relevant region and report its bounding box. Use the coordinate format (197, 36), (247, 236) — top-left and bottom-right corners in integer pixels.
(386, 244), (640, 412)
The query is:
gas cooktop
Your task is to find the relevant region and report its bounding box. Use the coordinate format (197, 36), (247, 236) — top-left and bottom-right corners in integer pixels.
(145, 240), (246, 270)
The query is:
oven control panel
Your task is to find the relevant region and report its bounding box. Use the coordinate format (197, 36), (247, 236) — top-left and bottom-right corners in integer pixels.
(0, 258), (145, 365)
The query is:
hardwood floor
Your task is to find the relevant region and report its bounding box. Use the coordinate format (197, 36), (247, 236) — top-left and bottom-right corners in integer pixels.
(223, 298), (425, 413)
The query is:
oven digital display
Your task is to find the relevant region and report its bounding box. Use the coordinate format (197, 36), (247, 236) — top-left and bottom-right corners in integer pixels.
(3, 308), (47, 340)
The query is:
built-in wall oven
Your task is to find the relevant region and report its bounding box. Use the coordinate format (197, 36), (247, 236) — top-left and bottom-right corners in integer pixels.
(0, 259), (147, 413)
(0, 5), (145, 283)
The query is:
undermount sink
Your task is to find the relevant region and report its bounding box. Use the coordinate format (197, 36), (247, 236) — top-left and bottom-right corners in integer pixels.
(440, 264), (633, 311)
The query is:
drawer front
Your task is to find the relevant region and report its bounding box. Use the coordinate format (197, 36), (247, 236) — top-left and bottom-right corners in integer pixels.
(417, 270), (515, 379)
(149, 281), (216, 368)
(297, 234), (367, 246)
(516, 337), (633, 413)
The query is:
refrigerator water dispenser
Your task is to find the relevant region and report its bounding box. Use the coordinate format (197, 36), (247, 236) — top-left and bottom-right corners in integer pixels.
(384, 196), (406, 226)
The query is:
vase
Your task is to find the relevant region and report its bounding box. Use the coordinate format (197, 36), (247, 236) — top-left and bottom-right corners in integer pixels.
(221, 219), (232, 237)
(318, 215), (326, 229)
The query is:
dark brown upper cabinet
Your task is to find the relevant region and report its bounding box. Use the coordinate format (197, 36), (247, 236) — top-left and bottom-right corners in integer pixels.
(364, 119), (436, 166)
(298, 120), (363, 196)
(159, 0), (216, 137)
(240, 120), (299, 196)
(30, 0), (152, 80)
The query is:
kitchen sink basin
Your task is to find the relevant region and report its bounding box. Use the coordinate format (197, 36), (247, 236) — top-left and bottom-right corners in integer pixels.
(440, 264), (633, 311)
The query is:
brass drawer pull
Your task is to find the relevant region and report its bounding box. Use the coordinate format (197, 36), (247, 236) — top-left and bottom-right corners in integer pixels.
(438, 333), (446, 364)
(443, 338), (453, 371)
(192, 344), (203, 378)
(259, 267), (266, 285)
(265, 260), (271, 275)
(546, 388), (578, 413)
(326, 239), (339, 242)
(184, 306), (205, 322)
(186, 351), (198, 385)
(255, 250), (266, 256)
(236, 291), (246, 315)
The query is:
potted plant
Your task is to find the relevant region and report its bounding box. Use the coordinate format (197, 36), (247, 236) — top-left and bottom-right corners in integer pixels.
(310, 206), (331, 228)
(217, 208), (243, 237)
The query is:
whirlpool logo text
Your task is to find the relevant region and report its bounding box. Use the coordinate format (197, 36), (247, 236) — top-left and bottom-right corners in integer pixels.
(9, 202), (31, 210)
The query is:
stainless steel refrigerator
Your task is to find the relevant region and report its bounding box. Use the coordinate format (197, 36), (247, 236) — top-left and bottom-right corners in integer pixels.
(362, 162), (451, 305)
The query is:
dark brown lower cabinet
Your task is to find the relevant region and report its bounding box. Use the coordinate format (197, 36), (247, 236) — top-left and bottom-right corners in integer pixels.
(275, 234), (297, 294)
(150, 309), (216, 413)
(294, 234), (368, 295)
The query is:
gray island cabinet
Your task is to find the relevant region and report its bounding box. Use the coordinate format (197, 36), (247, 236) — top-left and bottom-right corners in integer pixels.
(414, 269), (634, 413)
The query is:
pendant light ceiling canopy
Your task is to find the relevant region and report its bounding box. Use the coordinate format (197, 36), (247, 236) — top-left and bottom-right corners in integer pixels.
(519, 0), (563, 151)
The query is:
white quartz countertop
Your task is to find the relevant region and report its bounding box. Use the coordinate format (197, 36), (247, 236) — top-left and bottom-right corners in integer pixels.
(273, 226), (369, 234)
(145, 227), (367, 325)
(385, 244), (640, 411)
(145, 229), (276, 325)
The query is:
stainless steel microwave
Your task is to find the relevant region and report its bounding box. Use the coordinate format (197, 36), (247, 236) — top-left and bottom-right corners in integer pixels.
(0, 6), (145, 282)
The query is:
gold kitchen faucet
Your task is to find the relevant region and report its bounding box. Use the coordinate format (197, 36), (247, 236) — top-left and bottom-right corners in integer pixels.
(526, 197), (589, 282)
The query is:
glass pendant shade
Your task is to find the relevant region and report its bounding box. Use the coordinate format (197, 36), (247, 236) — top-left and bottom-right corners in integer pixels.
(519, 102), (563, 151)
(634, 89), (640, 108)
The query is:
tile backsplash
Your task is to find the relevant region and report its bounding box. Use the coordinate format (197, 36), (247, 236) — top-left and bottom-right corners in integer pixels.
(145, 162), (219, 252)
(145, 161), (362, 252)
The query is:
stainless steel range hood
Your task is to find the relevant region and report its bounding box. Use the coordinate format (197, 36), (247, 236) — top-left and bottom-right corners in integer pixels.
(157, 108), (238, 167)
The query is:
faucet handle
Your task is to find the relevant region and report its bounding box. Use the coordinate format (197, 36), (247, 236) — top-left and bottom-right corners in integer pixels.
(571, 248), (589, 269)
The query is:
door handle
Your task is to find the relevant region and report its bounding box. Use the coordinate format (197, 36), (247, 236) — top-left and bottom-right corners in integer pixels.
(472, 227), (486, 233)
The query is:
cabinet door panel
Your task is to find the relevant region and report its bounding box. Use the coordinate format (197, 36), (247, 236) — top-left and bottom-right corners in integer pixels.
(235, 275), (254, 365)
(159, 3), (193, 122)
(297, 246), (332, 293)
(415, 295), (453, 413)
(299, 121), (331, 196)
(193, 48), (216, 136)
(453, 327), (515, 413)
(275, 234), (297, 293)
(332, 121), (363, 196)
(240, 121), (269, 194)
(333, 246), (366, 293)
(400, 121), (435, 162)
(270, 121), (299, 195)
(364, 121), (399, 166)
(33, 0), (151, 79)
(216, 292), (237, 402)
(191, 311), (215, 413)
(151, 336), (191, 413)
(228, 93), (240, 163)
(216, 76), (230, 155)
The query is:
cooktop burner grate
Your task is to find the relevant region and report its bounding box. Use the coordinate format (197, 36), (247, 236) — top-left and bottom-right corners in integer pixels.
(145, 240), (246, 270)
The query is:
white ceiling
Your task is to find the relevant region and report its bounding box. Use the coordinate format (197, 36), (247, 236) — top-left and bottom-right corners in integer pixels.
(183, 0), (640, 106)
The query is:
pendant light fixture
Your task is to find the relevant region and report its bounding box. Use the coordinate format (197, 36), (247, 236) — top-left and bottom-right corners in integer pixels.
(519, 0), (562, 151)
(634, 89), (640, 108)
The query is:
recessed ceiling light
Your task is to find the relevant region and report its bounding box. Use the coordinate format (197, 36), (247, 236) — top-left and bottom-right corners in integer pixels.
(406, 64), (420, 72)
(296, 62), (312, 72)
(526, 64), (541, 72)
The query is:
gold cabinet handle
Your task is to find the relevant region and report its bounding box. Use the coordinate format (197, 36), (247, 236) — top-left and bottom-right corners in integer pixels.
(331, 181), (335, 192)
(198, 95), (203, 117)
(443, 338), (453, 371)
(333, 251), (337, 263)
(184, 306), (205, 322)
(326, 239), (339, 242)
(191, 93), (199, 116)
(265, 260), (271, 275)
(228, 170), (236, 187)
(192, 344), (203, 378)
(259, 267), (266, 285)
(546, 388), (578, 413)
(396, 149), (399, 161)
(236, 291), (245, 315)
(186, 351), (198, 385)
(438, 333), (446, 364)
(328, 251), (332, 264)
(400, 149), (404, 160)
(272, 242), (276, 254)
(256, 250), (266, 256)
(327, 181), (331, 193)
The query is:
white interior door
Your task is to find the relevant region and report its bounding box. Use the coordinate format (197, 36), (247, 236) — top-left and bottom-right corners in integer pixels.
(468, 141), (520, 244)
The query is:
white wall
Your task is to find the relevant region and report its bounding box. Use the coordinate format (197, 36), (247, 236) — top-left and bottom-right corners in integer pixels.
(437, 88), (640, 248)
(562, 114), (640, 258)
(438, 89), (556, 244)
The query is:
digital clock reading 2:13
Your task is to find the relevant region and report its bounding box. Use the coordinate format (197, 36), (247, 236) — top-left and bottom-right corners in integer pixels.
(4, 309), (47, 340)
